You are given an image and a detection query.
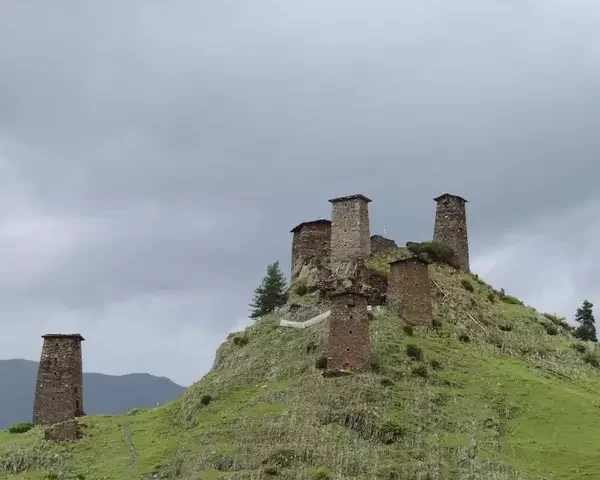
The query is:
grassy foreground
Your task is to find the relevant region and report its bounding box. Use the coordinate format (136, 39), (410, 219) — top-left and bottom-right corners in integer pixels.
(2, 253), (600, 479)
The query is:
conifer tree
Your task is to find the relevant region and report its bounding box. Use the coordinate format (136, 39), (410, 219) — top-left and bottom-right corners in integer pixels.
(249, 261), (287, 319)
(573, 299), (597, 342)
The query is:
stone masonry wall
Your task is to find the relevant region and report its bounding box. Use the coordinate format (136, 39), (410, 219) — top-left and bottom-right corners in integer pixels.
(387, 258), (432, 325)
(328, 292), (371, 372)
(370, 235), (397, 254)
(33, 334), (85, 426)
(329, 194), (371, 264)
(433, 193), (470, 272)
(44, 419), (84, 442)
(290, 220), (331, 282)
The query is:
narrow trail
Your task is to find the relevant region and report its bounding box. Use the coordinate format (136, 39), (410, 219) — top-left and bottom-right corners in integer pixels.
(123, 422), (139, 477)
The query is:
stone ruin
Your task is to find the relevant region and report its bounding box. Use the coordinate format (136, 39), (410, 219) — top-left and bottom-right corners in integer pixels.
(289, 192), (470, 373)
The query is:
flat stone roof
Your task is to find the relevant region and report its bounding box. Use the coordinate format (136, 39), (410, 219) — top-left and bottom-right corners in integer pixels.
(328, 194), (372, 204)
(433, 193), (468, 203)
(42, 334), (85, 341)
(389, 256), (430, 266)
(290, 219), (332, 233)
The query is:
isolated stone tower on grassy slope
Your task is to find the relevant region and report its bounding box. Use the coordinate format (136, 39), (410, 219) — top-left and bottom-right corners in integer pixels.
(433, 193), (470, 272)
(33, 334), (85, 426)
(290, 219), (331, 282)
(387, 257), (432, 325)
(328, 194), (371, 265)
(328, 291), (371, 372)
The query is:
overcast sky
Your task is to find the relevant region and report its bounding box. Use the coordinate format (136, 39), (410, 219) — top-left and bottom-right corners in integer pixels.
(1, 1), (599, 386)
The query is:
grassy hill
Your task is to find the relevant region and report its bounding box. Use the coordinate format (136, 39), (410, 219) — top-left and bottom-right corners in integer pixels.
(2, 249), (600, 479)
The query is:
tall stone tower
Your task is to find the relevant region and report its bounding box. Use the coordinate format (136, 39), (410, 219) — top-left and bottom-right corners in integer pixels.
(328, 291), (371, 372)
(33, 334), (85, 426)
(290, 219), (331, 282)
(433, 193), (469, 272)
(328, 194), (371, 264)
(387, 258), (432, 325)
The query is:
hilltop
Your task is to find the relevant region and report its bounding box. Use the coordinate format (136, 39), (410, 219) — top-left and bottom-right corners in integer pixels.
(2, 247), (600, 479)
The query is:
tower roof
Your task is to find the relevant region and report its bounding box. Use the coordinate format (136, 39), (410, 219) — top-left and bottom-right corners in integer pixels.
(42, 333), (85, 341)
(290, 219), (332, 233)
(328, 194), (372, 204)
(433, 193), (468, 203)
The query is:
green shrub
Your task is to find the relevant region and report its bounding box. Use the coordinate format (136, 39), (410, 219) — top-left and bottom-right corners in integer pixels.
(8, 422), (33, 434)
(583, 351), (600, 368)
(380, 377), (393, 387)
(232, 334), (249, 346)
(461, 279), (474, 292)
(458, 333), (470, 343)
(411, 365), (428, 378)
(405, 344), (423, 361)
(430, 359), (443, 370)
(431, 317), (443, 329)
(498, 324), (513, 332)
(315, 356), (328, 370)
(201, 395), (212, 405)
(405, 241), (456, 266)
(263, 466), (278, 475)
(378, 420), (406, 444)
(294, 283), (308, 296)
(572, 343), (587, 354)
(487, 292), (496, 303)
(543, 323), (559, 336)
(311, 470), (332, 480)
(402, 325), (414, 336)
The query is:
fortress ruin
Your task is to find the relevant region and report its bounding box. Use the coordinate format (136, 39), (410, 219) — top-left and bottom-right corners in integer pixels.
(33, 334), (85, 426)
(290, 219), (331, 282)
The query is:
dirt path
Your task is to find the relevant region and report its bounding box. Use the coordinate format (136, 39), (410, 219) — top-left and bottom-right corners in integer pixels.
(123, 422), (139, 476)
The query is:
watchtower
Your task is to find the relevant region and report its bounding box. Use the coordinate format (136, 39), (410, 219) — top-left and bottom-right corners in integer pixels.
(290, 219), (331, 282)
(33, 334), (85, 426)
(387, 258), (432, 325)
(433, 193), (470, 272)
(328, 194), (371, 264)
(328, 291), (371, 372)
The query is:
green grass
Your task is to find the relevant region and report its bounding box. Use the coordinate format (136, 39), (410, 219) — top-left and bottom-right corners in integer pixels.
(2, 252), (600, 479)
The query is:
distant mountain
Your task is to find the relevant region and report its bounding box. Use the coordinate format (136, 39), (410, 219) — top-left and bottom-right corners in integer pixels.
(0, 359), (186, 429)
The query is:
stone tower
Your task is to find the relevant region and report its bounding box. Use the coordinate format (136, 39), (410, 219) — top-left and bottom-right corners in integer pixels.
(387, 258), (432, 325)
(328, 194), (371, 264)
(433, 193), (469, 272)
(290, 219), (331, 282)
(328, 291), (371, 372)
(33, 334), (85, 426)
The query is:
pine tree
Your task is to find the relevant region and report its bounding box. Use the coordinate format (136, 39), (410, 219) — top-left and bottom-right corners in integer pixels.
(573, 299), (597, 342)
(249, 261), (287, 319)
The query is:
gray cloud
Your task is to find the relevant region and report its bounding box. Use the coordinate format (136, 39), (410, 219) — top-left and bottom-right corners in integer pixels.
(1, 0), (599, 385)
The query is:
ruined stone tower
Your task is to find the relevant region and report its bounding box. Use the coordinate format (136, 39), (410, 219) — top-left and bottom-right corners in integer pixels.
(328, 194), (371, 264)
(290, 219), (331, 282)
(433, 193), (470, 272)
(387, 258), (432, 325)
(33, 334), (85, 426)
(328, 291), (371, 372)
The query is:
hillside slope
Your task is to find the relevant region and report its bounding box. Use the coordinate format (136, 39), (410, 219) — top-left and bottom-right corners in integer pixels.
(0, 360), (187, 430)
(2, 251), (600, 479)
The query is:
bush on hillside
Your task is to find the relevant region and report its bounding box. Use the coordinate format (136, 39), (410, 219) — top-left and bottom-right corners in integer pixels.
(405, 241), (457, 267)
(583, 351), (600, 368)
(571, 343), (587, 354)
(405, 344), (423, 361)
(542, 323), (559, 336)
(8, 422), (33, 434)
(461, 279), (474, 292)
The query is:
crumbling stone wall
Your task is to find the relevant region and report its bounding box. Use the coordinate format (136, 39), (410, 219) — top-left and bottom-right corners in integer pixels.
(370, 235), (397, 254)
(44, 419), (84, 442)
(328, 292), (371, 372)
(329, 194), (371, 264)
(433, 193), (470, 272)
(387, 258), (432, 325)
(33, 334), (85, 426)
(290, 220), (331, 282)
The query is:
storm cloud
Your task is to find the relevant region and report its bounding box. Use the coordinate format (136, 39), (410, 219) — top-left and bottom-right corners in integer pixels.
(1, 0), (599, 385)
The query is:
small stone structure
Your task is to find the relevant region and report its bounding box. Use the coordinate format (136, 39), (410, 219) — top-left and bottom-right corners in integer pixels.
(329, 194), (372, 264)
(290, 219), (331, 282)
(44, 419), (84, 442)
(328, 291), (371, 372)
(370, 235), (397, 254)
(433, 193), (470, 272)
(387, 258), (432, 325)
(33, 334), (85, 426)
